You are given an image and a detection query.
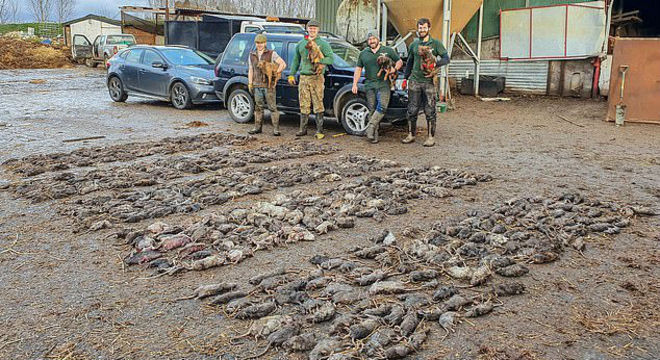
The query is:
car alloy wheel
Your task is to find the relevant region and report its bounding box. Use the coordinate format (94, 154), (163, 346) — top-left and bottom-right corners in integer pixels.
(108, 77), (122, 100)
(344, 101), (370, 133)
(172, 83), (189, 109)
(231, 92), (252, 121)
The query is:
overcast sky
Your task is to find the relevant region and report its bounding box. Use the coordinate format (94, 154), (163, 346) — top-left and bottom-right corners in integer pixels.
(16, 0), (151, 22)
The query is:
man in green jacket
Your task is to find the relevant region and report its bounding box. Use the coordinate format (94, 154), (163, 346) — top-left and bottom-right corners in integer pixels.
(402, 18), (450, 147)
(288, 20), (334, 139)
(352, 30), (403, 143)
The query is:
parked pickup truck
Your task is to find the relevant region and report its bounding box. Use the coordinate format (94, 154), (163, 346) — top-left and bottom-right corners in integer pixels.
(72, 34), (137, 68)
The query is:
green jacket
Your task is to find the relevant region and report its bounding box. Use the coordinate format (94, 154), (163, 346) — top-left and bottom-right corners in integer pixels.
(289, 37), (334, 76)
(406, 37), (448, 83)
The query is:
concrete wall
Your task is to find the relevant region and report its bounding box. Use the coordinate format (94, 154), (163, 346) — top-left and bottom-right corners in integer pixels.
(69, 19), (122, 44)
(548, 59), (595, 98)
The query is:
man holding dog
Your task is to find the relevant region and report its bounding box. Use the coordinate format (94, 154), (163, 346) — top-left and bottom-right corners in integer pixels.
(248, 33), (286, 136)
(402, 18), (450, 147)
(288, 20), (334, 139)
(352, 30), (403, 144)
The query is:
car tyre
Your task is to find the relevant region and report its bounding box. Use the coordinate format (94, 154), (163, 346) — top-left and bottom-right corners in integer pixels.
(171, 82), (192, 110)
(227, 88), (254, 124)
(108, 76), (128, 102)
(340, 96), (370, 136)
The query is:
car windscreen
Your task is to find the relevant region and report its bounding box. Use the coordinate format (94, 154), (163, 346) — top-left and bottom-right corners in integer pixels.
(106, 36), (135, 45)
(330, 42), (360, 68)
(160, 48), (215, 66)
(262, 25), (305, 34)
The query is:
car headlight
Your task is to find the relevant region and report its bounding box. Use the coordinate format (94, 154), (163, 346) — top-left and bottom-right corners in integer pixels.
(191, 76), (212, 85)
(394, 79), (405, 91)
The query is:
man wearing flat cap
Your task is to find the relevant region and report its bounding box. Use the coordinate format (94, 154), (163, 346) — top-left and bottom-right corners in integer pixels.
(288, 19), (335, 139)
(248, 33), (286, 136)
(352, 30), (403, 143)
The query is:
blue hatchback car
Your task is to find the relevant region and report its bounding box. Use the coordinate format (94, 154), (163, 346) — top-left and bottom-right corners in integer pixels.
(106, 45), (220, 109)
(214, 33), (408, 135)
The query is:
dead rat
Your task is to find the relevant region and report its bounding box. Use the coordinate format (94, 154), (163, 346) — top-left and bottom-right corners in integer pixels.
(235, 301), (277, 320)
(173, 282), (238, 301)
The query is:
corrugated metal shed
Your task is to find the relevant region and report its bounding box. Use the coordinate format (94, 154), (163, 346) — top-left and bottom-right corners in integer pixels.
(316, 0), (342, 34)
(462, 0), (594, 41)
(448, 60), (549, 94)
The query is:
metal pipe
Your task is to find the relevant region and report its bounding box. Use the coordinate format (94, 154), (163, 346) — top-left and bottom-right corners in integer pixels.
(381, 2), (388, 43)
(376, 0), (381, 38)
(440, 0), (452, 100)
(474, 1), (484, 96)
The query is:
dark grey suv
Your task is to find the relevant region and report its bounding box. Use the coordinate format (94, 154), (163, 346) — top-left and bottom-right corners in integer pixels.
(106, 45), (220, 109)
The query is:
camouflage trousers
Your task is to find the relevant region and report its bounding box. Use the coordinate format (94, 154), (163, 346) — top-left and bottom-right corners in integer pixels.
(254, 87), (277, 113)
(299, 74), (325, 114)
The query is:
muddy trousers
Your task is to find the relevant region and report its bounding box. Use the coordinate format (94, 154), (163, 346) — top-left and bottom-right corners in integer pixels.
(299, 74), (326, 134)
(253, 87), (279, 134)
(365, 87), (391, 142)
(406, 80), (437, 137)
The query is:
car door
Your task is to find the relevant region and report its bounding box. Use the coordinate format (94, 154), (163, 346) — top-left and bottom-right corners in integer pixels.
(72, 35), (92, 61)
(219, 36), (251, 89)
(122, 48), (144, 91)
(138, 49), (170, 97)
(92, 36), (102, 59)
(280, 41), (300, 110)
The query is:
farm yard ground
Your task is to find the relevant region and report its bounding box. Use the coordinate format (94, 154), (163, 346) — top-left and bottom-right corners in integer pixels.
(0, 66), (658, 360)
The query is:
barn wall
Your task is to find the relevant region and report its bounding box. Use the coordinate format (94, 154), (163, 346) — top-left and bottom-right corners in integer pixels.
(69, 19), (122, 43)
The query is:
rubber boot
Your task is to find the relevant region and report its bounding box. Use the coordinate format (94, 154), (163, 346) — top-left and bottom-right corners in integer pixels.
(369, 112), (384, 144)
(248, 110), (263, 134)
(271, 111), (281, 136)
(423, 135), (435, 147)
(296, 114), (308, 136)
(402, 133), (415, 144)
(315, 112), (325, 139)
(402, 117), (416, 144)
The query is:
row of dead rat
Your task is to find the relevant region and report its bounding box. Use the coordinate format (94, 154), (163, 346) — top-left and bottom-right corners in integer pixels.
(66, 155), (402, 230)
(9, 143), (339, 203)
(173, 193), (657, 359)
(117, 166), (492, 276)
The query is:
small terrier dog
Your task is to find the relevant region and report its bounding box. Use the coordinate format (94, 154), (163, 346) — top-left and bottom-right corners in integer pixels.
(377, 53), (398, 87)
(305, 37), (325, 75)
(257, 60), (281, 89)
(418, 45), (439, 87)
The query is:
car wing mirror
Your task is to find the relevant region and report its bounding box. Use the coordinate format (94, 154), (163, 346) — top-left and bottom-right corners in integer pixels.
(152, 62), (168, 70)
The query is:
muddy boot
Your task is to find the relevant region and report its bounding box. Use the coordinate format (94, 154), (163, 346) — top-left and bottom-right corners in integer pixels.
(296, 114), (308, 136)
(423, 135), (435, 147)
(248, 110), (263, 134)
(402, 133), (415, 144)
(315, 112), (325, 139)
(369, 112), (384, 144)
(271, 111), (281, 136)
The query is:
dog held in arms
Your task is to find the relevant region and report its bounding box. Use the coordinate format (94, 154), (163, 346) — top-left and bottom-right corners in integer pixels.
(377, 53), (398, 88)
(418, 45), (439, 87)
(257, 60), (281, 89)
(305, 37), (325, 75)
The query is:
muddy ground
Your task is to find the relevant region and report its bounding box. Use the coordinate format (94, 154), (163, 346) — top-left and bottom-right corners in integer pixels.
(0, 67), (658, 360)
